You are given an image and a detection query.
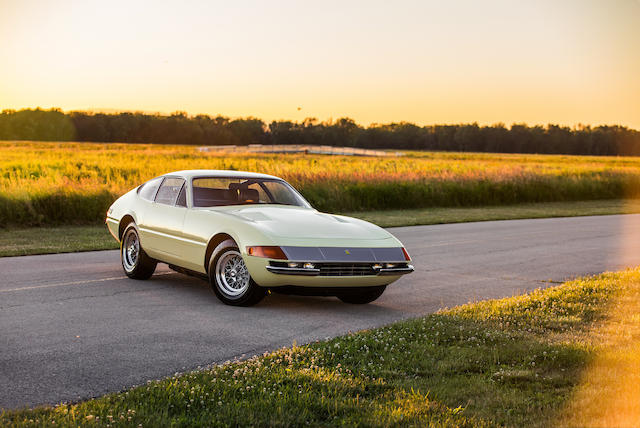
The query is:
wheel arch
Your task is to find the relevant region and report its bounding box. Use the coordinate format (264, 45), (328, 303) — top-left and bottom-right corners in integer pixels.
(118, 214), (137, 240)
(204, 233), (238, 273)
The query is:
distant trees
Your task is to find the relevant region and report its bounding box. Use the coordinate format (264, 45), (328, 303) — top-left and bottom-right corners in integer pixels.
(1, 108), (640, 156)
(65, 111), (268, 146)
(0, 108), (75, 141)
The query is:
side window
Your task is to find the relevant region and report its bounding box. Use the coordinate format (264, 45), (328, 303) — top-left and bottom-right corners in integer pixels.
(139, 177), (164, 201)
(176, 184), (187, 207)
(155, 178), (186, 206)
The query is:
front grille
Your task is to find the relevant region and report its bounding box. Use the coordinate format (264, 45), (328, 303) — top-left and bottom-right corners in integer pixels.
(318, 263), (376, 277)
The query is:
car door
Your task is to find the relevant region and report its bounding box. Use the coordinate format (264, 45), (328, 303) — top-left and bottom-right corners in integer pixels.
(140, 177), (189, 265)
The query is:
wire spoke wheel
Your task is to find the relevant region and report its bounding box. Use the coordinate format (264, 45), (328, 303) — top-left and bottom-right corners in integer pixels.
(120, 224), (156, 280)
(215, 250), (250, 297)
(209, 243), (266, 306)
(122, 229), (140, 272)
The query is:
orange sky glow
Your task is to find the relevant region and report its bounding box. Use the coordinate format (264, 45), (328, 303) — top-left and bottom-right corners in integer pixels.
(1, 0), (639, 128)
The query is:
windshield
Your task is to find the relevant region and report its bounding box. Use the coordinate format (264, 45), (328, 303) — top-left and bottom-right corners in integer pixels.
(192, 177), (311, 208)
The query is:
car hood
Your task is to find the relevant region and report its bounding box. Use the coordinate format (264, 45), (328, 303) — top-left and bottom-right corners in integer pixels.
(216, 205), (390, 240)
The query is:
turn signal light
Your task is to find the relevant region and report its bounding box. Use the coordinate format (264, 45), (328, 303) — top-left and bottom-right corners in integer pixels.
(402, 247), (411, 261)
(246, 246), (287, 260)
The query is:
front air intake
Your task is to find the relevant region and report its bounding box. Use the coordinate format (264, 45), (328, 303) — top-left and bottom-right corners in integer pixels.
(318, 263), (376, 276)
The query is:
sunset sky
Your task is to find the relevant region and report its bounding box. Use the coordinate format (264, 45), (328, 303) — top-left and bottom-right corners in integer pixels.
(1, 0), (639, 128)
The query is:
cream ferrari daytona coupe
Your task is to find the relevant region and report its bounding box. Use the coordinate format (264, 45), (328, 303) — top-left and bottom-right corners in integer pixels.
(106, 170), (414, 306)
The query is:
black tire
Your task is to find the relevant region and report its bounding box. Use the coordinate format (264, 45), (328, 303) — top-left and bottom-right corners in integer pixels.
(337, 285), (387, 304)
(208, 240), (266, 306)
(121, 223), (157, 280)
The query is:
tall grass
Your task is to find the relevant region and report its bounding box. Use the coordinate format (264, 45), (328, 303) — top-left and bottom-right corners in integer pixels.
(1, 141), (640, 226)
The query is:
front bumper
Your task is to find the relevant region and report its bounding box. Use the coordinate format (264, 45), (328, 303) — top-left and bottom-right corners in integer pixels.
(244, 245), (415, 288)
(265, 263), (414, 276)
(106, 216), (120, 241)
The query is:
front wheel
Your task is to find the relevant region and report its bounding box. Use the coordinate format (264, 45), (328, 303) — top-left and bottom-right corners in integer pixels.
(337, 285), (387, 304)
(121, 223), (157, 279)
(209, 242), (266, 306)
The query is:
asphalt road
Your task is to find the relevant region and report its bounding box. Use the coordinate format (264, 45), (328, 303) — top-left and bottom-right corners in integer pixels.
(2, 214), (640, 409)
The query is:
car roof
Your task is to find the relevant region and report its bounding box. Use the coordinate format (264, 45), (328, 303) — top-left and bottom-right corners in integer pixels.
(165, 170), (282, 180)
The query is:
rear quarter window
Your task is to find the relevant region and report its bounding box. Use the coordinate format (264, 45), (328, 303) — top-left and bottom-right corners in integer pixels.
(138, 177), (164, 201)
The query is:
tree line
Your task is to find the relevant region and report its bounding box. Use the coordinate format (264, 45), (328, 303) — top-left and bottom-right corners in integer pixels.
(1, 108), (639, 156)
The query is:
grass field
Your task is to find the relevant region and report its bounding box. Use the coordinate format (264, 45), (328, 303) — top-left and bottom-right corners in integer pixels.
(2, 199), (640, 257)
(0, 225), (118, 257)
(2, 141), (640, 226)
(2, 268), (638, 427)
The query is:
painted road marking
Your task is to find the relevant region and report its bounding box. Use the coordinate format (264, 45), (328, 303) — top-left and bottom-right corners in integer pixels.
(1, 271), (175, 293)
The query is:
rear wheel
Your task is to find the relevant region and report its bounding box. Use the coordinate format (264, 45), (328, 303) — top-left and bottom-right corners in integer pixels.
(121, 223), (157, 279)
(209, 241), (266, 306)
(337, 285), (387, 304)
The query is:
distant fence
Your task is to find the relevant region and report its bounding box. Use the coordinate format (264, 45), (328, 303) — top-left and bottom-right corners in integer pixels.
(197, 144), (403, 157)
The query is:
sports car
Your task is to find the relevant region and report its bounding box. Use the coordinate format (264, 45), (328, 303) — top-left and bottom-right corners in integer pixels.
(106, 170), (414, 306)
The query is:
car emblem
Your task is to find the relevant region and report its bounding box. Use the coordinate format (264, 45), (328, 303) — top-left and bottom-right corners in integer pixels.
(345, 249), (350, 255)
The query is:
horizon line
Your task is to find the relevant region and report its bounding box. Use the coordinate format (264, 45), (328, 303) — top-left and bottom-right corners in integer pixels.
(2, 106), (638, 132)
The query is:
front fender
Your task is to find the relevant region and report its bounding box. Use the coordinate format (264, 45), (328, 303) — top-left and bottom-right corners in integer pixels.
(183, 209), (279, 273)
(106, 188), (140, 242)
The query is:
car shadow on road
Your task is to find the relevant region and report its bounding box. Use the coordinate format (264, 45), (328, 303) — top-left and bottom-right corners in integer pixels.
(151, 270), (413, 320)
